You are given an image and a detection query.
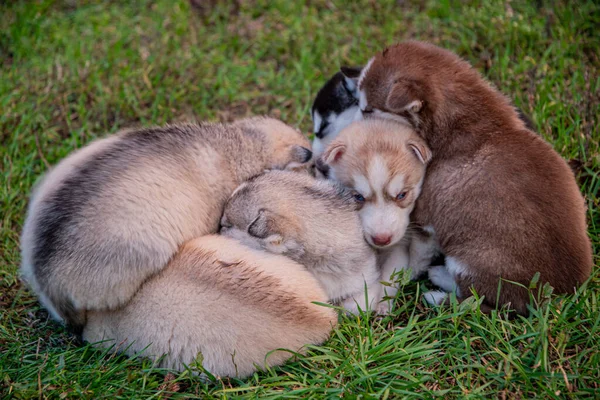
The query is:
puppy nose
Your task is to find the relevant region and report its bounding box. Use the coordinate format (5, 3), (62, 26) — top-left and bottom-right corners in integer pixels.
(372, 234), (392, 246)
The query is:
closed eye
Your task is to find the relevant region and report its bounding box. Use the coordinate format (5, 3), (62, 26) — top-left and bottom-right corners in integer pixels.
(361, 106), (373, 114)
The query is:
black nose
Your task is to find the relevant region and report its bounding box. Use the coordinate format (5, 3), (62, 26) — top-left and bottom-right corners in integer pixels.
(301, 148), (313, 163)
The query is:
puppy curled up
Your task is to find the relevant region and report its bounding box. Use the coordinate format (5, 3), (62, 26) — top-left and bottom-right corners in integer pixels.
(84, 235), (337, 378)
(20, 117), (313, 332)
(220, 170), (383, 314)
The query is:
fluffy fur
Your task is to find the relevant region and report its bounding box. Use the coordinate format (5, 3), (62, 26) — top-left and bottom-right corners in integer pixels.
(20, 117), (312, 331)
(220, 170), (382, 314)
(356, 41), (592, 314)
(84, 235), (336, 378)
(319, 119), (433, 312)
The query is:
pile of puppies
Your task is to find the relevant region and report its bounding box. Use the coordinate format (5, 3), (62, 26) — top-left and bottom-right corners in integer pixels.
(20, 41), (592, 378)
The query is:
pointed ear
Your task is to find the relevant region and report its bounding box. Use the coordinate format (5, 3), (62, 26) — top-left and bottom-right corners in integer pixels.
(408, 139), (432, 164)
(248, 209), (279, 238)
(340, 66), (362, 92)
(322, 141), (346, 165)
(386, 81), (423, 114)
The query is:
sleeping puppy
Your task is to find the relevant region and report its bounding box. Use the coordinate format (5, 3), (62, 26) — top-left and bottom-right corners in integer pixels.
(84, 235), (337, 378)
(220, 170), (382, 314)
(355, 41), (592, 314)
(20, 117), (313, 332)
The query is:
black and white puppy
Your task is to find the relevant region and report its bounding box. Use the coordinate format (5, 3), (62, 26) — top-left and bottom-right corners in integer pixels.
(311, 67), (362, 158)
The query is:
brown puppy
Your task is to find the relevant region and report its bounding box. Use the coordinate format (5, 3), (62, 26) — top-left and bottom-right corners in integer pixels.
(356, 41), (592, 315)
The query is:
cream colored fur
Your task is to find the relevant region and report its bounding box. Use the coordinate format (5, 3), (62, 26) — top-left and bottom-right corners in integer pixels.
(221, 170), (382, 314)
(20, 117), (312, 329)
(84, 235), (336, 378)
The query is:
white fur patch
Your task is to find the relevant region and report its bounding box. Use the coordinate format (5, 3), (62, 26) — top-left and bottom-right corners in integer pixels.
(387, 174), (405, 197)
(312, 137), (325, 157)
(367, 156), (389, 195)
(357, 57), (374, 88)
(312, 110), (323, 134)
(446, 257), (469, 277)
(423, 225), (435, 235)
(358, 90), (368, 113)
(428, 266), (457, 293)
(353, 174), (372, 198)
(329, 106), (360, 138)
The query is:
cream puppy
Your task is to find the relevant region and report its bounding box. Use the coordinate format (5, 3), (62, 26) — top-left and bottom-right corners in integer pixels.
(220, 170), (382, 314)
(318, 119), (433, 312)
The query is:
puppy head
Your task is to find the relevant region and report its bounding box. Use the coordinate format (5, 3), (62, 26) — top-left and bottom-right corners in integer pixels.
(355, 41), (469, 132)
(220, 178), (305, 260)
(311, 68), (362, 157)
(240, 117), (313, 172)
(320, 119), (431, 249)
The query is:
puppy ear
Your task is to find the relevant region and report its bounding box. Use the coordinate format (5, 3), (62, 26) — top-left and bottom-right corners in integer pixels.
(386, 81), (423, 114)
(248, 209), (278, 238)
(322, 141), (346, 165)
(408, 139), (432, 164)
(264, 235), (304, 256)
(340, 66), (362, 92)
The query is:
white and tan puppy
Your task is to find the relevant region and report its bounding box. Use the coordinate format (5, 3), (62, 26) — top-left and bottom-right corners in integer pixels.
(20, 117), (312, 331)
(220, 170), (382, 314)
(84, 235), (336, 378)
(318, 119), (433, 312)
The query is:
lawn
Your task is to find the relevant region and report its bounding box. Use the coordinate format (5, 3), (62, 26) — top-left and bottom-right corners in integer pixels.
(1, 0), (599, 398)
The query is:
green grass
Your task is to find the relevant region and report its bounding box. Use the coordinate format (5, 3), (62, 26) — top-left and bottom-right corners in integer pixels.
(1, 0), (599, 398)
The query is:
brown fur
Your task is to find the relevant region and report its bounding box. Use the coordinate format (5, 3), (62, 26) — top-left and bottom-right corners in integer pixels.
(358, 41), (592, 314)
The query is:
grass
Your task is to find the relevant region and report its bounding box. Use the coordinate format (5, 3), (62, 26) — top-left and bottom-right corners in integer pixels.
(1, 0), (598, 398)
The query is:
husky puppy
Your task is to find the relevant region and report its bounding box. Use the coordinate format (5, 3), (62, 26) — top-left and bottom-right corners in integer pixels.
(84, 235), (336, 378)
(318, 119), (433, 313)
(355, 41), (592, 314)
(21, 117), (313, 331)
(220, 170), (382, 314)
(311, 67), (362, 159)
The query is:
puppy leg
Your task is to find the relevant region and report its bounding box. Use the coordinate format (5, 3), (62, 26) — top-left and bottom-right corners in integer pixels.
(376, 243), (410, 314)
(342, 281), (381, 315)
(428, 265), (457, 293)
(409, 230), (440, 279)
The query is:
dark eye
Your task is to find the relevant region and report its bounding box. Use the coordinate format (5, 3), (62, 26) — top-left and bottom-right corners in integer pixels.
(353, 193), (366, 202)
(396, 192), (407, 201)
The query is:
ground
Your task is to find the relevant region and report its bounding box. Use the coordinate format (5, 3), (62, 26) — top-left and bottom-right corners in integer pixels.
(1, 0), (599, 398)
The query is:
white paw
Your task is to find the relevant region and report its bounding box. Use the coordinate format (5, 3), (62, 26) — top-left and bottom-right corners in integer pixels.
(428, 265), (457, 293)
(376, 299), (393, 315)
(423, 290), (448, 305)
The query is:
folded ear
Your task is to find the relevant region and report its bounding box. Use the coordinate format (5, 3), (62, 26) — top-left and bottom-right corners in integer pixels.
(340, 66), (362, 93)
(321, 141), (346, 165)
(408, 139), (432, 164)
(248, 208), (279, 238)
(386, 81), (423, 114)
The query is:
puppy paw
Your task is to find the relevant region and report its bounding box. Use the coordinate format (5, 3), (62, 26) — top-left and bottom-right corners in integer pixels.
(428, 265), (457, 292)
(423, 290), (448, 305)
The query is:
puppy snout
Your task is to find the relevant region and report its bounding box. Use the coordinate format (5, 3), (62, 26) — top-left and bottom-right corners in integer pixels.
(371, 234), (392, 247)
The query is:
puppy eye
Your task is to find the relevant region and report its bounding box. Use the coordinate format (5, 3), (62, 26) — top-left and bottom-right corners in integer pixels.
(353, 192), (366, 202)
(361, 106), (373, 114)
(395, 192), (407, 201)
